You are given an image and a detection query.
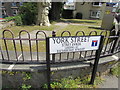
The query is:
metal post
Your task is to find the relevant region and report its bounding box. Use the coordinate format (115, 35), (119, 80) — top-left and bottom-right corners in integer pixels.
(52, 31), (56, 63)
(46, 37), (51, 89)
(89, 36), (104, 84)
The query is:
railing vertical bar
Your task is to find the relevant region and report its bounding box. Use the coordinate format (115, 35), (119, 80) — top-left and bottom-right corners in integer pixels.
(90, 50), (94, 57)
(73, 52), (75, 60)
(59, 53), (61, 61)
(52, 31), (56, 63)
(3, 39), (10, 61)
(29, 39), (32, 61)
(13, 39), (18, 61)
(108, 39), (115, 53)
(36, 31), (47, 62)
(84, 51), (87, 58)
(101, 38), (106, 55)
(114, 39), (118, 52)
(103, 38), (110, 54)
(2, 30), (18, 61)
(19, 30), (25, 61)
(19, 39), (24, 61)
(67, 53), (69, 60)
(36, 39), (39, 61)
(76, 31), (85, 61)
(79, 51), (82, 59)
(61, 31), (71, 61)
(0, 45), (4, 60)
(116, 40), (120, 51)
(100, 31), (108, 55)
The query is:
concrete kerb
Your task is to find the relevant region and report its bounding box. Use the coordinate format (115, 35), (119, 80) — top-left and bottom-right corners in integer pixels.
(1, 53), (119, 72)
(1, 52), (119, 88)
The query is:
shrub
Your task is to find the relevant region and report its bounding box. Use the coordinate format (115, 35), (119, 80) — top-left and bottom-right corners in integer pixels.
(5, 15), (23, 26)
(76, 12), (82, 19)
(62, 10), (73, 19)
(5, 3), (37, 26)
(19, 2), (37, 25)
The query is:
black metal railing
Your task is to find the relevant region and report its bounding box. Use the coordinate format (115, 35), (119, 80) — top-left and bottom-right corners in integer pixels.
(0, 29), (119, 64)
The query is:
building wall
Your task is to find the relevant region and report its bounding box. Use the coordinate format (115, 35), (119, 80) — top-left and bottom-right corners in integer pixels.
(2, 2), (22, 18)
(74, 2), (106, 19)
(74, 2), (91, 19)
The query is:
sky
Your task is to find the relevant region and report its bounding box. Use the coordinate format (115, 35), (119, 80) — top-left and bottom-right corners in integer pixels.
(68, 0), (74, 2)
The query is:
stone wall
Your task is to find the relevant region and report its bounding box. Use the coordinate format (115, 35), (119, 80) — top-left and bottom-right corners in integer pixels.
(1, 59), (118, 89)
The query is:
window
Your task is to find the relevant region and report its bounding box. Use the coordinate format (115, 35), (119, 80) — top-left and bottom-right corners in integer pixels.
(2, 2), (5, 7)
(13, 9), (18, 16)
(2, 10), (7, 17)
(19, 2), (23, 6)
(90, 11), (101, 19)
(2, 10), (6, 15)
(92, 2), (102, 7)
(12, 2), (16, 6)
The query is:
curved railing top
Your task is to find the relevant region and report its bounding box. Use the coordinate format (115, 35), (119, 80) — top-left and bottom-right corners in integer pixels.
(2, 29), (15, 38)
(61, 31), (71, 36)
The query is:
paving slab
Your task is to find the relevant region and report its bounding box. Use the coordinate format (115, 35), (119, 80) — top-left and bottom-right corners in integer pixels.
(98, 75), (118, 88)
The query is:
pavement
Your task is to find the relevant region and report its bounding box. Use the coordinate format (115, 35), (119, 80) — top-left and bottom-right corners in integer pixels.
(98, 75), (119, 89)
(0, 52), (119, 89)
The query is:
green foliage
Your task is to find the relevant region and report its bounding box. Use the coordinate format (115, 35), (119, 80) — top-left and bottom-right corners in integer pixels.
(21, 72), (32, 89)
(4, 2), (37, 25)
(43, 75), (103, 88)
(14, 15), (23, 26)
(22, 72), (31, 81)
(110, 63), (120, 77)
(50, 76), (80, 88)
(5, 16), (15, 21)
(5, 15), (23, 26)
(2, 71), (32, 89)
(21, 84), (31, 90)
(19, 2), (37, 25)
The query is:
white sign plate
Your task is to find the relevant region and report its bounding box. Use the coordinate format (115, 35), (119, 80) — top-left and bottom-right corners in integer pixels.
(49, 36), (101, 54)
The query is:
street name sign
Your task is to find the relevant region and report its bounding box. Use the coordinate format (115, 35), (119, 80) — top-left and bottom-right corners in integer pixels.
(49, 36), (101, 54)
(46, 35), (104, 88)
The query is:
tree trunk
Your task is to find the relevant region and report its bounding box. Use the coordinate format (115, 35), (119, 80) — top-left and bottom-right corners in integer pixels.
(36, 2), (51, 26)
(49, 2), (63, 21)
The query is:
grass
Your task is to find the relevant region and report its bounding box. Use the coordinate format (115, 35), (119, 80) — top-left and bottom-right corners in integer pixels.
(1, 40), (46, 52)
(60, 18), (102, 26)
(1, 25), (59, 38)
(56, 25), (109, 36)
(1, 25), (59, 52)
(1, 19), (109, 52)
(43, 75), (104, 88)
(110, 62), (120, 77)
